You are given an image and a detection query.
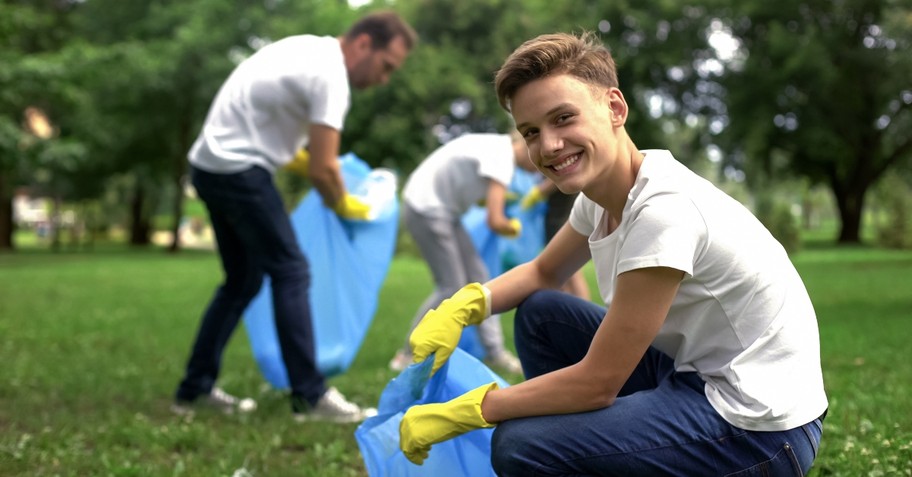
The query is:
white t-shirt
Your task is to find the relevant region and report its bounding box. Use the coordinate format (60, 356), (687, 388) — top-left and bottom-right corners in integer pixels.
(189, 35), (350, 174)
(403, 133), (516, 217)
(569, 149), (827, 431)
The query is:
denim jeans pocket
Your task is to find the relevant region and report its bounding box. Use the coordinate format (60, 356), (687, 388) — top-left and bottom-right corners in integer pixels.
(724, 443), (804, 477)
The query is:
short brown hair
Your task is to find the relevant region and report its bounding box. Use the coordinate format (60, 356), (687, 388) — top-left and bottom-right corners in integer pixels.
(345, 11), (418, 51)
(495, 31), (618, 111)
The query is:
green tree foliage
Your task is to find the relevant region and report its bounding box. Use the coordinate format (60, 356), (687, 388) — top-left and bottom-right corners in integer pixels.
(0, 0), (81, 250)
(341, 0), (543, 172)
(718, 0), (912, 243)
(873, 171), (912, 249)
(542, 1), (719, 163)
(62, 0), (275, 247)
(3, 0), (908, 251)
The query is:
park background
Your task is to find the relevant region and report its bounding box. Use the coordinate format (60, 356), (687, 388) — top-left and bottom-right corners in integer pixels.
(1, 0), (910, 475)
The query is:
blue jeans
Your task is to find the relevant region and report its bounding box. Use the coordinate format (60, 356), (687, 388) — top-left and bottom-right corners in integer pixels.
(492, 290), (824, 476)
(175, 166), (326, 405)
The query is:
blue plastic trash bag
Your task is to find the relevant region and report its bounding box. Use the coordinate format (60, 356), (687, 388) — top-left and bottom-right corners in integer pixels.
(457, 209), (496, 360)
(500, 168), (546, 270)
(458, 168), (546, 361)
(457, 325), (485, 361)
(243, 153), (399, 387)
(461, 168), (546, 279)
(355, 348), (509, 477)
(462, 206), (503, 278)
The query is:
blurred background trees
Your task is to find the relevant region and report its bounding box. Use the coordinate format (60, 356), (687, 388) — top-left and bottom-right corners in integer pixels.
(2, 0), (909, 252)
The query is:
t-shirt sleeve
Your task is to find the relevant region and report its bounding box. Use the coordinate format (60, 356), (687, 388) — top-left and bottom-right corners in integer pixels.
(306, 60), (350, 131)
(617, 193), (705, 277)
(477, 135), (515, 186)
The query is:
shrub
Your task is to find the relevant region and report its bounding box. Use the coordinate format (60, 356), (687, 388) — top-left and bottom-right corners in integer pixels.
(873, 173), (912, 249)
(754, 194), (802, 255)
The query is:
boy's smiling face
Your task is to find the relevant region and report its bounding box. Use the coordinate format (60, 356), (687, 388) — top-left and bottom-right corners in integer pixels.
(511, 73), (623, 197)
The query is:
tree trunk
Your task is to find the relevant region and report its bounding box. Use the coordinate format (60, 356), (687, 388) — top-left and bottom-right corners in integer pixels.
(83, 201), (95, 251)
(167, 113), (193, 254)
(833, 183), (865, 244)
(167, 172), (186, 253)
(129, 183), (151, 246)
(50, 194), (62, 252)
(0, 172), (13, 251)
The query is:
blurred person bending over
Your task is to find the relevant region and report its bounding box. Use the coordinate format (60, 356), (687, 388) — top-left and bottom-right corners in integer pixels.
(399, 32), (827, 475)
(388, 132), (533, 375)
(173, 11), (417, 423)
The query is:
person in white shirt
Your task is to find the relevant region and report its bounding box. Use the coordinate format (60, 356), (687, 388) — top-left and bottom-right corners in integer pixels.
(399, 32), (827, 476)
(388, 132), (533, 375)
(173, 11), (416, 423)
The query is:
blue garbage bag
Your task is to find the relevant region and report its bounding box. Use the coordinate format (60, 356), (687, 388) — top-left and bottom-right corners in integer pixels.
(355, 348), (509, 477)
(461, 206), (503, 278)
(457, 207), (498, 360)
(244, 153), (399, 387)
(455, 325), (484, 361)
(461, 168), (545, 279)
(500, 168), (546, 270)
(458, 169), (546, 360)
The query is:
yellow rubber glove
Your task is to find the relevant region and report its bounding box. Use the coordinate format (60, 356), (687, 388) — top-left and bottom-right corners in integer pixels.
(495, 218), (522, 238)
(283, 149), (310, 177)
(333, 193), (372, 220)
(520, 186), (545, 210)
(409, 283), (491, 374)
(400, 382), (499, 465)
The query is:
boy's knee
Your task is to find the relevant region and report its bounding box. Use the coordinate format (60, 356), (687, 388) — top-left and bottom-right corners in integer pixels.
(517, 289), (552, 309)
(516, 289), (566, 316)
(491, 421), (531, 476)
(514, 289), (562, 336)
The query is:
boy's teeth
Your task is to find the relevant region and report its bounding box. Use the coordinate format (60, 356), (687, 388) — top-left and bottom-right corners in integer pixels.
(554, 154), (578, 171)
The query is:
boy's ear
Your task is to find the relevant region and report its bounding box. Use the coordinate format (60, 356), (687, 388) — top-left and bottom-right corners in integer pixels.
(607, 88), (629, 125)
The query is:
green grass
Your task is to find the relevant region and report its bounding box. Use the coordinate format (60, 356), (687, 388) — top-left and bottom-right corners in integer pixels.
(792, 246), (912, 476)
(1, 243), (910, 476)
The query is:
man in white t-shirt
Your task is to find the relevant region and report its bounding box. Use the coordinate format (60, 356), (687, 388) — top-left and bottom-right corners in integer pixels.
(388, 132), (532, 375)
(173, 12), (416, 423)
(399, 32), (828, 475)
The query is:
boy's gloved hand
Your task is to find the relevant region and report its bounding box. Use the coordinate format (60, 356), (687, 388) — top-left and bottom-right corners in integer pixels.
(333, 193), (372, 220)
(495, 218), (522, 238)
(409, 283), (491, 374)
(520, 186), (545, 210)
(400, 382), (499, 465)
(283, 149), (311, 177)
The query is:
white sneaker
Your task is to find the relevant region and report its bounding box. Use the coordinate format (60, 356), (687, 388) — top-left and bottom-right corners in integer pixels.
(485, 351), (523, 375)
(388, 349), (413, 372)
(293, 387), (377, 423)
(171, 387), (257, 415)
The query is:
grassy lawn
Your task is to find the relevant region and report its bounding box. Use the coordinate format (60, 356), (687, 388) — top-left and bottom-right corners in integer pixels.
(793, 245), (912, 475)
(1, 241), (910, 476)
